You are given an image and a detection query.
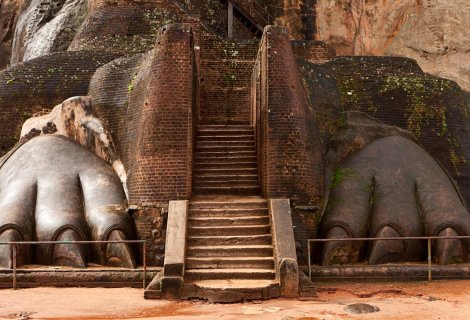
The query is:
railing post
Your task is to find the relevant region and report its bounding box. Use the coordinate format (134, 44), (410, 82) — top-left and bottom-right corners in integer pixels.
(308, 240), (311, 281)
(227, 1), (234, 39)
(12, 244), (17, 290)
(427, 238), (432, 281)
(143, 241), (147, 289)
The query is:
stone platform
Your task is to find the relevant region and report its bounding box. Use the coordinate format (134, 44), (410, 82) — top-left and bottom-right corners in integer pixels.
(308, 263), (470, 281)
(0, 265), (161, 289)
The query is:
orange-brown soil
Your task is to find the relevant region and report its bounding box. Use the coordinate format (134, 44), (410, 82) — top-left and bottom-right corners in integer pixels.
(1, 281), (470, 319)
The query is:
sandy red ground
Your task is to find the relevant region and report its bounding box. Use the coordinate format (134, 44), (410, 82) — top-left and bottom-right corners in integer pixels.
(1, 281), (470, 319)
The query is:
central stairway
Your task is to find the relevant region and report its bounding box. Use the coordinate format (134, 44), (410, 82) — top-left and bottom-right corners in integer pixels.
(144, 20), (302, 301)
(182, 124), (281, 302)
(145, 123), (300, 301)
(181, 197), (280, 302)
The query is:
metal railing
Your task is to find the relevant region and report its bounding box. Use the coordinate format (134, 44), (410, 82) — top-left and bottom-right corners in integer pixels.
(230, 0), (277, 26)
(307, 235), (470, 282)
(0, 240), (147, 290)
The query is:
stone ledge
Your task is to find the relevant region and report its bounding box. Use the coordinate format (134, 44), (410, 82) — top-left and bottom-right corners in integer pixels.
(308, 264), (470, 281)
(0, 267), (160, 289)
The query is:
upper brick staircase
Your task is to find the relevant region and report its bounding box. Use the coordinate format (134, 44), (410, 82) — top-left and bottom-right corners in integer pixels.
(188, 123), (278, 302)
(221, 0), (274, 37)
(193, 125), (260, 196)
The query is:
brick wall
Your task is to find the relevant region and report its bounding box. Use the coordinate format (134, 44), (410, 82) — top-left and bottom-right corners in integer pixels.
(89, 24), (196, 265)
(88, 0), (181, 10)
(252, 26), (324, 205)
(251, 26), (325, 263)
(126, 24), (195, 207)
(199, 30), (259, 124)
(69, 0), (183, 55)
(296, 60), (341, 155)
(291, 40), (335, 64)
(179, 0), (227, 37)
(0, 51), (117, 156)
(89, 54), (145, 171)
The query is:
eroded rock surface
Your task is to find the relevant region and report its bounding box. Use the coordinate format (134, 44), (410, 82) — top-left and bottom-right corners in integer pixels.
(11, 0), (87, 64)
(315, 0), (470, 91)
(0, 0), (27, 69)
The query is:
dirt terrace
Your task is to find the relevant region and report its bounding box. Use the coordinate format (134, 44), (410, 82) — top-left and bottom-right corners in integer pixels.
(1, 280), (470, 319)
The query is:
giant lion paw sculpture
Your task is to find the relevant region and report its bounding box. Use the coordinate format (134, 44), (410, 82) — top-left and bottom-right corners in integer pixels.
(318, 112), (470, 265)
(0, 135), (136, 269)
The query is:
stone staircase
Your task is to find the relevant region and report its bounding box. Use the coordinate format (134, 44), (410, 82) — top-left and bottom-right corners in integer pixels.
(143, 26), (303, 301)
(181, 197), (280, 302)
(193, 125), (260, 196)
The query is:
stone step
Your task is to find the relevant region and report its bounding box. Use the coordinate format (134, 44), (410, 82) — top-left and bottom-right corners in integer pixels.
(193, 186), (260, 195)
(192, 181), (259, 189)
(196, 132), (251, 138)
(194, 156), (257, 163)
(185, 256), (275, 269)
(188, 224), (270, 236)
(196, 140), (255, 147)
(189, 200), (267, 210)
(196, 135), (254, 142)
(194, 162), (257, 169)
(193, 174), (258, 182)
(188, 216), (269, 227)
(195, 145), (255, 152)
(194, 168), (258, 175)
(197, 125), (253, 131)
(189, 208), (268, 217)
(181, 279), (280, 303)
(187, 234), (272, 246)
(185, 268), (276, 281)
(195, 151), (256, 158)
(186, 245), (273, 257)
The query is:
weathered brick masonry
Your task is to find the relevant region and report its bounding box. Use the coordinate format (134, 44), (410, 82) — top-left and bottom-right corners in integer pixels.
(126, 24), (194, 206)
(89, 54), (146, 171)
(89, 23), (196, 265)
(291, 40), (335, 64)
(252, 26), (324, 205)
(251, 27), (325, 264)
(297, 61), (340, 155)
(199, 30), (259, 124)
(0, 51), (118, 156)
(70, 0), (183, 54)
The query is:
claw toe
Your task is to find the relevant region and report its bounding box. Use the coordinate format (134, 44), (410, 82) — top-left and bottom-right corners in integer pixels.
(0, 229), (27, 269)
(321, 226), (359, 265)
(105, 230), (136, 268)
(52, 229), (87, 268)
(435, 227), (465, 265)
(368, 226), (406, 264)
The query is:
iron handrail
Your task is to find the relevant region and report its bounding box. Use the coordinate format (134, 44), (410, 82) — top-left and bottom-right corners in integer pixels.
(307, 236), (470, 282)
(0, 240), (148, 290)
(231, 0), (277, 26)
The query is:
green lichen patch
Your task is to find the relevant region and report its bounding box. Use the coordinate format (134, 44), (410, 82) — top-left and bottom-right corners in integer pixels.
(329, 167), (357, 190)
(379, 75), (458, 137)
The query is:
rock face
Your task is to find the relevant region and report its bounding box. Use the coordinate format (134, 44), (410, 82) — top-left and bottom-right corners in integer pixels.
(11, 0), (87, 64)
(315, 0), (470, 92)
(0, 0), (27, 69)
